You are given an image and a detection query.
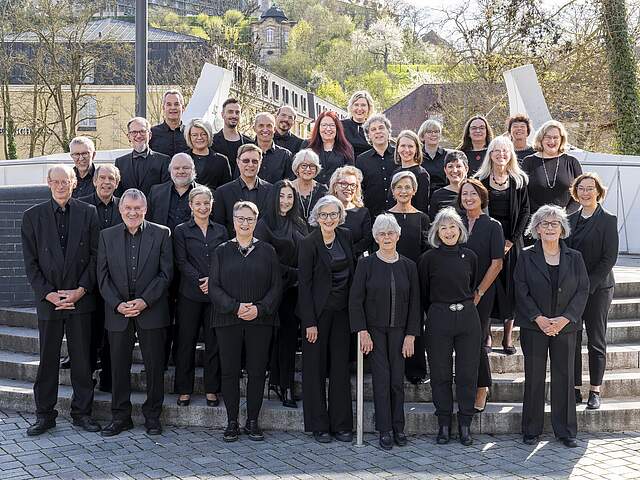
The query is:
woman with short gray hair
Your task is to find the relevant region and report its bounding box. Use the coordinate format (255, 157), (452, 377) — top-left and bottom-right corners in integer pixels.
(349, 214), (420, 450)
(291, 149), (328, 223)
(184, 118), (232, 191)
(514, 204), (589, 448)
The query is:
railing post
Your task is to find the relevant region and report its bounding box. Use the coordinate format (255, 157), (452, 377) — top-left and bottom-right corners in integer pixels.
(356, 332), (364, 446)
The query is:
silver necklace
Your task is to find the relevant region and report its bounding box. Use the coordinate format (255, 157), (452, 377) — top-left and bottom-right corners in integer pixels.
(325, 239), (335, 250)
(298, 186), (314, 219)
(542, 156), (560, 189)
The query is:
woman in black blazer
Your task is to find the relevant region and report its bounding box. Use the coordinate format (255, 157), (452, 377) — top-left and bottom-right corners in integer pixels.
(349, 214), (420, 450)
(173, 186), (228, 408)
(209, 201), (282, 443)
(514, 205), (589, 448)
(298, 195), (355, 443)
(567, 173), (619, 410)
(255, 180), (308, 408)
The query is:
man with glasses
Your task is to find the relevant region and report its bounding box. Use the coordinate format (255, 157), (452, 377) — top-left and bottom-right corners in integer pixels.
(70, 136), (97, 199)
(115, 117), (170, 197)
(213, 144), (273, 234)
(253, 112), (294, 184)
(21, 165), (102, 436)
(150, 90), (189, 158)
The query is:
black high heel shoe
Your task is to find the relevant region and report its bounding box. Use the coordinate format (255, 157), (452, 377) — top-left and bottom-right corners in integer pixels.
(206, 394), (219, 407)
(268, 384), (283, 402)
(176, 396), (190, 407)
(281, 388), (297, 408)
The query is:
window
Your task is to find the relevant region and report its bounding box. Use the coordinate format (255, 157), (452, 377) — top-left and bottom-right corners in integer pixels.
(266, 28), (274, 43)
(283, 87), (289, 104)
(78, 95), (97, 131)
(272, 82), (279, 100)
(302, 97), (307, 113)
(261, 78), (269, 96)
(234, 65), (243, 85)
(284, 31), (289, 44)
(293, 93), (298, 108)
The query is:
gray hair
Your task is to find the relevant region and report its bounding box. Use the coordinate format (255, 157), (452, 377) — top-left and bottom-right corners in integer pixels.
(292, 148), (322, 177)
(391, 170), (418, 191)
(526, 204), (571, 239)
(254, 112), (276, 127)
(189, 185), (213, 203)
(169, 153), (197, 185)
(184, 118), (213, 148)
(428, 207), (468, 248)
(69, 136), (95, 152)
(94, 164), (121, 184)
(47, 164), (76, 182)
(347, 90), (375, 115)
(120, 188), (147, 207)
(308, 195), (346, 227)
(417, 119), (443, 141)
(372, 213), (401, 238)
(474, 136), (528, 189)
(363, 113), (391, 141)
(162, 89), (184, 106)
(127, 116), (151, 132)
(233, 200), (259, 217)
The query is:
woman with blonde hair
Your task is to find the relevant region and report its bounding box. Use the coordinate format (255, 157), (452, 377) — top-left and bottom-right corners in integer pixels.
(184, 118), (232, 191)
(393, 130), (430, 213)
(342, 90), (375, 158)
(418, 119), (449, 195)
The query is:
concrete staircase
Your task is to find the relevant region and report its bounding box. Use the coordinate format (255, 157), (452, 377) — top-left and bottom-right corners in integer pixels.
(1, 265), (639, 435)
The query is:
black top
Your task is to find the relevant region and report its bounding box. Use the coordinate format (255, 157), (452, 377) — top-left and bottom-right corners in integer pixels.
(326, 239), (350, 311)
(344, 206), (373, 259)
(208, 240), (282, 327)
(428, 187), (459, 219)
(187, 149), (232, 191)
(388, 211), (430, 262)
(417, 245), (478, 311)
(463, 148), (487, 175)
(349, 254), (421, 335)
(211, 130), (253, 173)
(316, 149), (354, 186)
(342, 118), (371, 158)
(124, 226), (142, 298)
(258, 143), (294, 184)
(390, 164), (431, 213)
(355, 145), (396, 217)
(274, 130), (304, 156)
(463, 214), (505, 279)
(174, 219), (228, 302)
(298, 183), (328, 222)
(72, 164), (96, 199)
(150, 121), (188, 158)
(80, 193), (121, 231)
(515, 146), (535, 163)
(480, 176), (530, 246)
(521, 153), (583, 213)
(52, 200), (70, 256)
(488, 186), (511, 235)
(548, 263), (559, 317)
(212, 177), (273, 234)
(422, 147), (448, 194)
(167, 184), (193, 231)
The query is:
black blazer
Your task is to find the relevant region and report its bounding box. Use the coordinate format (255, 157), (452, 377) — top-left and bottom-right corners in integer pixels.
(79, 193), (122, 229)
(513, 241), (589, 333)
(21, 198), (100, 319)
(114, 149), (171, 197)
(297, 227), (355, 328)
(567, 205), (618, 294)
(212, 177), (273, 233)
(147, 180), (200, 228)
(97, 221), (174, 331)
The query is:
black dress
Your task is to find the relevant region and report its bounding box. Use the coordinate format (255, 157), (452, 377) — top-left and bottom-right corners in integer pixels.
(297, 183), (328, 224)
(187, 149), (232, 191)
(463, 148), (487, 176)
(428, 187), (459, 220)
(390, 164), (431, 213)
(344, 206), (373, 259)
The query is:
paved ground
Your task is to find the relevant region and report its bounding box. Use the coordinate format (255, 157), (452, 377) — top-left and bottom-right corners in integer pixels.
(0, 410), (639, 479)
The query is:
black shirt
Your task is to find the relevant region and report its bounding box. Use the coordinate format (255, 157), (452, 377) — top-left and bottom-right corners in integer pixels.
(326, 239), (350, 311)
(258, 142), (294, 184)
(94, 194), (117, 230)
(515, 146), (535, 163)
(463, 214), (505, 279)
(298, 182), (328, 223)
(187, 149), (232, 191)
(239, 177), (259, 205)
(255, 217), (307, 289)
(167, 184), (193, 231)
(463, 148), (487, 175)
(211, 130), (253, 174)
(390, 164), (431, 213)
(422, 147), (448, 194)
(132, 148), (151, 187)
(344, 207), (373, 259)
(388, 211), (430, 262)
(52, 199), (70, 257)
(428, 187), (459, 219)
(124, 225), (143, 298)
(315, 148), (354, 186)
(274, 130), (304, 156)
(150, 121), (189, 158)
(488, 186), (511, 236)
(72, 164), (95, 199)
(342, 118), (371, 158)
(355, 145), (396, 217)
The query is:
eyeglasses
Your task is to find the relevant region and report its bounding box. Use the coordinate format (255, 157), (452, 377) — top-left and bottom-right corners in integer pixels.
(234, 216), (256, 224)
(239, 158), (260, 165)
(540, 221), (561, 229)
(470, 126), (486, 131)
(319, 123), (336, 130)
(425, 130), (440, 135)
(577, 186), (597, 193)
(393, 185), (414, 192)
(172, 166), (193, 171)
(318, 211), (340, 220)
(337, 181), (357, 190)
(128, 129), (148, 136)
(48, 179), (72, 187)
(543, 135), (561, 141)
(71, 152), (92, 159)
(377, 231), (398, 238)
(189, 132), (208, 139)
(299, 164), (317, 171)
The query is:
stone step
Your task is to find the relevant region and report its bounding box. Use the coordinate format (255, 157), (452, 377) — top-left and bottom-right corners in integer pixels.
(610, 297), (640, 319)
(0, 377), (637, 434)
(611, 265), (640, 297)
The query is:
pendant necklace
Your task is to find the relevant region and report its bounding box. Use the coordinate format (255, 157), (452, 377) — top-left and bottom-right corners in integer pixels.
(542, 156), (560, 189)
(491, 174), (509, 187)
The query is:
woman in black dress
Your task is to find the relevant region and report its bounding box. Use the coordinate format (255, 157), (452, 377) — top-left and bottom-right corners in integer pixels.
(341, 90), (374, 158)
(184, 118), (232, 191)
(418, 207), (480, 446)
(173, 186), (228, 407)
(291, 149), (328, 224)
(506, 114), (535, 162)
(349, 214), (420, 450)
(209, 201), (282, 442)
(418, 119), (449, 196)
(428, 150), (468, 219)
(514, 205), (589, 448)
(298, 195), (354, 443)
(329, 165), (373, 259)
(255, 180), (308, 408)
(475, 136), (530, 355)
(521, 120), (583, 214)
(387, 171), (430, 384)
(392, 130), (431, 213)
(567, 173), (619, 409)
(457, 115), (494, 175)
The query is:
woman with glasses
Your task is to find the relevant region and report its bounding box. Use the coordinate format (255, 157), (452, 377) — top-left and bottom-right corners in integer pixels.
(514, 205), (589, 448)
(458, 115), (494, 175)
(418, 119), (449, 196)
(329, 166), (373, 259)
(291, 149), (328, 224)
(184, 118), (232, 191)
(298, 195), (355, 444)
(392, 130), (431, 214)
(209, 201), (282, 443)
(428, 150), (469, 219)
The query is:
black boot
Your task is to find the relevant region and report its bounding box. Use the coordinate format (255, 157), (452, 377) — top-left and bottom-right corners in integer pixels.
(458, 424), (473, 446)
(586, 391), (601, 410)
(436, 425), (450, 444)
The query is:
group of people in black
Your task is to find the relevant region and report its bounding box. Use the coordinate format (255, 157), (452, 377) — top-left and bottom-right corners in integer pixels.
(21, 89), (618, 451)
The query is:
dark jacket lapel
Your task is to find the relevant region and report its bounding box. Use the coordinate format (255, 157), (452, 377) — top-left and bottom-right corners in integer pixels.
(312, 229), (332, 270)
(558, 240), (572, 287)
(63, 199), (83, 276)
(530, 241), (551, 282)
(569, 206), (602, 250)
(44, 202), (66, 271)
(155, 182), (172, 225)
(137, 220), (156, 272)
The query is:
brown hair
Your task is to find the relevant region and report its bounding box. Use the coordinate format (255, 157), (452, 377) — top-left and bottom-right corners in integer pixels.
(570, 172), (607, 203)
(505, 113), (532, 135)
(236, 143), (263, 161)
(457, 178), (489, 210)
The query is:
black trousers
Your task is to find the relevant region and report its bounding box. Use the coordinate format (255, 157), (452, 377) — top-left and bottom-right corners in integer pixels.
(302, 308), (353, 433)
(369, 326), (406, 433)
(521, 328), (577, 439)
(476, 288), (494, 388)
(425, 302), (480, 427)
(575, 286), (613, 387)
(93, 299), (111, 389)
(404, 318), (427, 379)
(35, 313), (94, 420)
(174, 296), (221, 395)
(109, 321), (166, 422)
(269, 287), (299, 391)
(216, 324), (272, 422)
(164, 275), (181, 367)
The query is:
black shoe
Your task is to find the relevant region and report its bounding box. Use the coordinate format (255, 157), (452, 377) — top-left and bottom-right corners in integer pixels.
(27, 418), (56, 436)
(436, 425), (450, 444)
(145, 420), (162, 436)
(334, 430), (353, 442)
(407, 376), (426, 385)
(523, 435), (539, 445)
(101, 419), (133, 437)
(502, 343), (517, 355)
(268, 384), (283, 402)
(206, 395), (220, 407)
(59, 356), (71, 369)
(176, 396), (191, 407)
(72, 416), (101, 433)
(313, 431), (331, 443)
(575, 388), (583, 404)
(223, 420), (240, 442)
(562, 437), (578, 448)
(379, 431), (393, 450)
(244, 419), (264, 441)
(586, 391), (601, 410)
(281, 388), (297, 408)
(393, 430), (407, 446)
(458, 425), (473, 446)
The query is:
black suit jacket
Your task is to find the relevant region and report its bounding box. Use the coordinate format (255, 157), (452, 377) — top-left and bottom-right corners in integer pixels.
(514, 241), (589, 333)
(79, 193), (122, 230)
(297, 227), (355, 328)
(21, 198), (100, 319)
(114, 149), (171, 197)
(97, 221), (173, 331)
(567, 205), (618, 294)
(147, 180), (200, 228)
(212, 177), (273, 233)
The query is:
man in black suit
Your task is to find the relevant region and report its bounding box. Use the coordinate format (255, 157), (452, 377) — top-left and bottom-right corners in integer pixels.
(79, 164), (123, 392)
(21, 165), (102, 436)
(254, 112), (294, 184)
(115, 117), (171, 197)
(149, 89), (188, 158)
(98, 188), (173, 437)
(212, 98), (253, 172)
(213, 143), (273, 234)
(70, 136), (96, 199)
(274, 106), (304, 156)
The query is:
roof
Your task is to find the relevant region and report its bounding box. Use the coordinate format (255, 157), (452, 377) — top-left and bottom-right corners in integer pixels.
(261, 5), (288, 21)
(7, 18), (203, 44)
